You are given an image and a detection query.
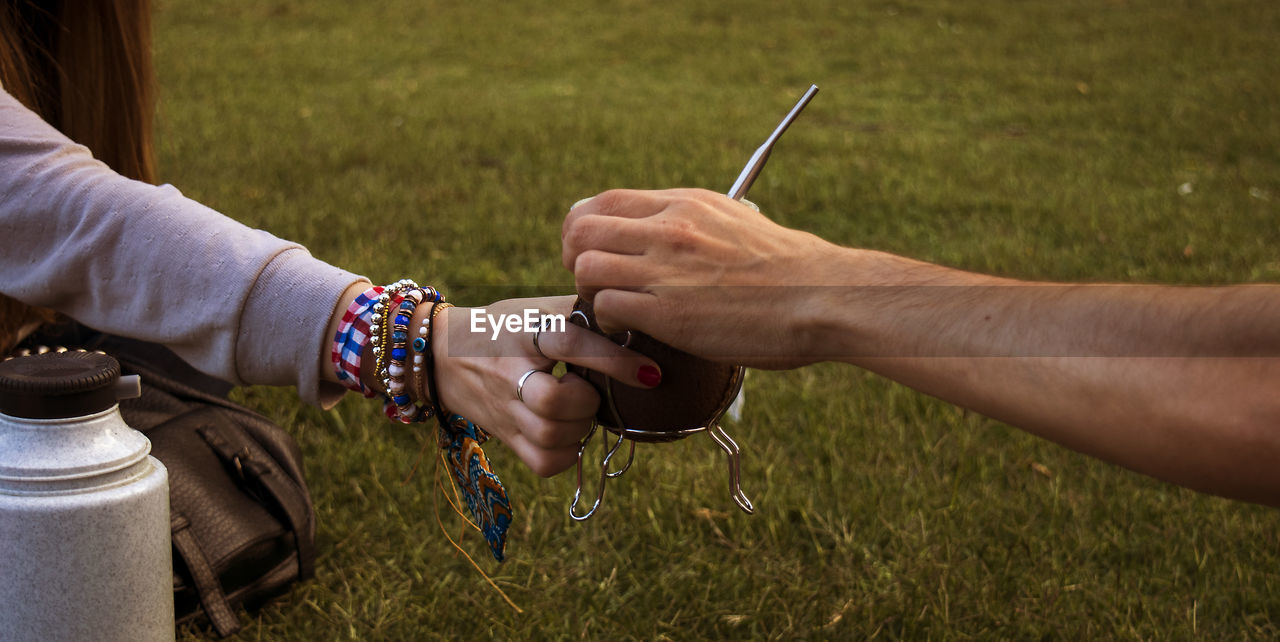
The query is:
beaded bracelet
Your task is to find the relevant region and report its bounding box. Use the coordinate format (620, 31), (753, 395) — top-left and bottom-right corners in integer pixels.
(383, 290), (420, 422)
(424, 300), (482, 441)
(424, 300), (449, 425)
(375, 282), (449, 424)
(385, 286), (443, 423)
(334, 280), (449, 424)
(373, 292), (407, 391)
(370, 280), (419, 390)
(413, 302), (453, 406)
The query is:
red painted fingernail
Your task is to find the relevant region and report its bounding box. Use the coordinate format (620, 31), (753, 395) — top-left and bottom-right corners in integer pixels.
(637, 365), (662, 387)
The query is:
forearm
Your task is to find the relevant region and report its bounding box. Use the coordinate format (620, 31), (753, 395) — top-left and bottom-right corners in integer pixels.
(805, 248), (1280, 505)
(1, 88), (367, 404)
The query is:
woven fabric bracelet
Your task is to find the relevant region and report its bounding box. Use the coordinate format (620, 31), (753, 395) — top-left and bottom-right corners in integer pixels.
(425, 300), (512, 561)
(331, 285), (384, 398)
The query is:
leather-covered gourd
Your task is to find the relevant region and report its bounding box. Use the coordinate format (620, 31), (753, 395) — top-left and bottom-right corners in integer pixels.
(566, 297), (742, 442)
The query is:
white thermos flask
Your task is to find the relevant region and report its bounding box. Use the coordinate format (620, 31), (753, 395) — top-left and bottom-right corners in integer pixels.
(0, 350), (174, 641)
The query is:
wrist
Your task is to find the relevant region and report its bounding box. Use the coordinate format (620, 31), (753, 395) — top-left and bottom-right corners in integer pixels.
(787, 243), (864, 365)
(422, 302), (452, 414)
(799, 249), (1016, 364)
(330, 281), (447, 423)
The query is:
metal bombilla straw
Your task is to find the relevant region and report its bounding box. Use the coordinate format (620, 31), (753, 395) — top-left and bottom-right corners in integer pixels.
(728, 84), (819, 200)
(570, 84), (818, 521)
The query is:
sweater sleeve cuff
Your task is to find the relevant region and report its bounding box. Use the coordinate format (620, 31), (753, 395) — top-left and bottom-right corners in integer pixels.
(235, 247), (370, 408)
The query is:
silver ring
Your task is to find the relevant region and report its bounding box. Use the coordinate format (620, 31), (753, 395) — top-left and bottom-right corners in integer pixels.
(533, 318), (551, 360)
(516, 369), (542, 403)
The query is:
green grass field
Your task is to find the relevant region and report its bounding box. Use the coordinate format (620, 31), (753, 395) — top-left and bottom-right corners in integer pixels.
(154, 0), (1279, 638)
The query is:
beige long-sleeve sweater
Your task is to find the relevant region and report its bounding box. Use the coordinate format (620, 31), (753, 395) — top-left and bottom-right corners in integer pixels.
(0, 87), (366, 407)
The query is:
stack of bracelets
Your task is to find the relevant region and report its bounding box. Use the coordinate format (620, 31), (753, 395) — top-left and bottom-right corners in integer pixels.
(332, 280), (513, 563)
(330, 280), (453, 424)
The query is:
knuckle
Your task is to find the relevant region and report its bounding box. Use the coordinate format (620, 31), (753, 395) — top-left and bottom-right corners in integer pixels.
(573, 249), (609, 281)
(562, 207), (582, 234)
(656, 218), (695, 247)
(559, 371), (602, 407)
(591, 290), (623, 330)
(562, 216), (598, 254)
(591, 189), (629, 216)
(521, 414), (562, 448)
(554, 326), (586, 360)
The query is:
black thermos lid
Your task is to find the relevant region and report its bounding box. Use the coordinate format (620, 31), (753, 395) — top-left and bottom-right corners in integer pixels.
(0, 351), (125, 419)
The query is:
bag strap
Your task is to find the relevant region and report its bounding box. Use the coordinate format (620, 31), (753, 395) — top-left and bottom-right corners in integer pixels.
(172, 513), (242, 637)
(198, 423), (317, 580)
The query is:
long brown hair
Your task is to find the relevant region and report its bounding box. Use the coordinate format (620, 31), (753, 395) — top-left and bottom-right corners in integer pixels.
(0, 0), (156, 350)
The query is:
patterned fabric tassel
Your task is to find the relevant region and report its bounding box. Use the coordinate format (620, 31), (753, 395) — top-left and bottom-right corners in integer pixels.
(438, 413), (513, 561)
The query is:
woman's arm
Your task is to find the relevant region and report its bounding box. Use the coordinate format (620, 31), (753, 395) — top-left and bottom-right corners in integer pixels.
(0, 87), (361, 406)
(2, 87), (659, 476)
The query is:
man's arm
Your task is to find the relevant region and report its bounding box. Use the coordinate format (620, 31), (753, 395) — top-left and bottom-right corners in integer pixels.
(816, 250), (1280, 507)
(564, 188), (1280, 506)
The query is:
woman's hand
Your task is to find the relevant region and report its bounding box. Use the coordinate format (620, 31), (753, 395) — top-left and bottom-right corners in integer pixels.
(561, 188), (846, 369)
(432, 295), (660, 476)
